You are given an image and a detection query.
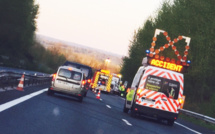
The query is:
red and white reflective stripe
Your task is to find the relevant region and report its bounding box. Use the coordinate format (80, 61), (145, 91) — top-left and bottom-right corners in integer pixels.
(136, 66), (183, 113)
(137, 90), (179, 113)
(139, 66), (184, 98)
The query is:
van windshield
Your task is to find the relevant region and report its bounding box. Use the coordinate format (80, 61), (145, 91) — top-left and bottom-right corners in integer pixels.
(58, 69), (82, 81)
(144, 75), (180, 99)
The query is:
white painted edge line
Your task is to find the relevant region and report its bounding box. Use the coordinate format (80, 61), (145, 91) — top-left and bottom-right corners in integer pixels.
(0, 88), (48, 112)
(122, 119), (132, 126)
(106, 105), (111, 109)
(175, 122), (202, 134)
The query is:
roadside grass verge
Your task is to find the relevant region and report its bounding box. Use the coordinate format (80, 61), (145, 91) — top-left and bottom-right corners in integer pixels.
(179, 114), (215, 131)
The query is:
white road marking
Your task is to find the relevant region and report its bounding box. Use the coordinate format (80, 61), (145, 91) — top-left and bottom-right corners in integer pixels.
(122, 119), (132, 126)
(175, 122), (202, 134)
(106, 105), (111, 109)
(120, 97), (125, 100)
(0, 88), (48, 112)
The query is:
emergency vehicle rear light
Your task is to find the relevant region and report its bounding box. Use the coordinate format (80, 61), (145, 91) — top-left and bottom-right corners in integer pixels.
(146, 50), (150, 54)
(117, 74), (122, 78)
(137, 89), (142, 94)
(178, 98), (183, 104)
(187, 60), (191, 64)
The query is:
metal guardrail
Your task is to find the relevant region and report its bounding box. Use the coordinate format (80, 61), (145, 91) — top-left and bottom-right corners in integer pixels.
(180, 109), (215, 124)
(0, 71), (51, 90)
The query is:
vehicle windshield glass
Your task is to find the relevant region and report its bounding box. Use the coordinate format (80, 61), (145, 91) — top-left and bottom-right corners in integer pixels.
(144, 75), (180, 99)
(80, 67), (89, 77)
(98, 75), (108, 86)
(58, 69), (82, 81)
(112, 76), (119, 84)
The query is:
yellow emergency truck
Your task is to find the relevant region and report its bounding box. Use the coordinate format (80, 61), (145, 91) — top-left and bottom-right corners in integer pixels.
(91, 69), (112, 93)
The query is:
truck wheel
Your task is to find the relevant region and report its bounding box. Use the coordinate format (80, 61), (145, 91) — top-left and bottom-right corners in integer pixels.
(47, 89), (54, 96)
(79, 96), (83, 103)
(167, 119), (174, 126)
(131, 109), (136, 117)
(130, 105), (136, 117)
(123, 104), (129, 113)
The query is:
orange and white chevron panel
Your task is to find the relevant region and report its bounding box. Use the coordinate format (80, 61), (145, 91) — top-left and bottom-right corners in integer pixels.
(136, 66), (184, 113)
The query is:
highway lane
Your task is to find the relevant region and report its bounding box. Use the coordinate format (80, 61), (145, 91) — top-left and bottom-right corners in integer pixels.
(0, 87), (214, 134)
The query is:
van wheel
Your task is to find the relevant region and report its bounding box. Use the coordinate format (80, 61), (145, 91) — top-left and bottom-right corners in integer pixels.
(47, 89), (54, 96)
(130, 106), (136, 117)
(167, 119), (174, 126)
(78, 96), (83, 102)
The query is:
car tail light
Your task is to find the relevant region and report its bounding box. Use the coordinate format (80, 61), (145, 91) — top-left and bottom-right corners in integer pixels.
(52, 73), (56, 81)
(82, 80), (86, 85)
(87, 79), (91, 83)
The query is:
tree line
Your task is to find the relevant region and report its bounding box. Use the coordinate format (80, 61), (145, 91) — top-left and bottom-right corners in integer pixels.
(0, 0), (66, 73)
(120, 0), (215, 117)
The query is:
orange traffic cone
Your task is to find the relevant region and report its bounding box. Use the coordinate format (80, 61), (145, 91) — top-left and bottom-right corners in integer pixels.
(96, 89), (101, 99)
(17, 74), (24, 91)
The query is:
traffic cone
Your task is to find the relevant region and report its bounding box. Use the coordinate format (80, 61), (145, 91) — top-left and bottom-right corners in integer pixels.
(96, 89), (101, 99)
(17, 74), (24, 91)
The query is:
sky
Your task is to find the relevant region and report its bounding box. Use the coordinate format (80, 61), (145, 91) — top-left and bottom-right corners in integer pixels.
(35, 0), (165, 56)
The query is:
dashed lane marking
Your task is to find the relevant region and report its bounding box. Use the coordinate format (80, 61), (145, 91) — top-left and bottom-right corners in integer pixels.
(106, 105), (111, 109)
(122, 119), (132, 126)
(0, 88), (48, 112)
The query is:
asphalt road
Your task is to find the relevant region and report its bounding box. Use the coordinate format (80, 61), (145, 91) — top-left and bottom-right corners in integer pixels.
(0, 85), (214, 134)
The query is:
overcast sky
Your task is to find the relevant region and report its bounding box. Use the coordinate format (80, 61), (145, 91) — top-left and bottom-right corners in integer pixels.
(35, 0), (165, 56)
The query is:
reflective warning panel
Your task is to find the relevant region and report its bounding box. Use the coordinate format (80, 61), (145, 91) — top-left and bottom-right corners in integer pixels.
(150, 59), (183, 72)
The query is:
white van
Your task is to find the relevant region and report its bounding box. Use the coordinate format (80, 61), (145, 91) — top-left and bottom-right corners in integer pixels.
(47, 66), (87, 102)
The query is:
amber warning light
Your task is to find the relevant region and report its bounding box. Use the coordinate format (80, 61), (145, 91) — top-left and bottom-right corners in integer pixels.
(150, 59), (183, 72)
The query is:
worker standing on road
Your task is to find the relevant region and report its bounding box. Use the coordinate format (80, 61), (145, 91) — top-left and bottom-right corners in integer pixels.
(119, 84), (125, 97)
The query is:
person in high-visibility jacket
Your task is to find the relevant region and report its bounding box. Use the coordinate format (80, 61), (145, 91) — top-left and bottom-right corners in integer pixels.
(126, 89), (135, 102)
(119, 84), (125, 97)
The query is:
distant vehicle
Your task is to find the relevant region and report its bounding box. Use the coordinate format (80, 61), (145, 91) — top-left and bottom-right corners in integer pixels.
(111, 73), (121, 95)
(47, 66), (87, 102)
(91, 69), (112, 93)
(63, 61), (93, 90)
